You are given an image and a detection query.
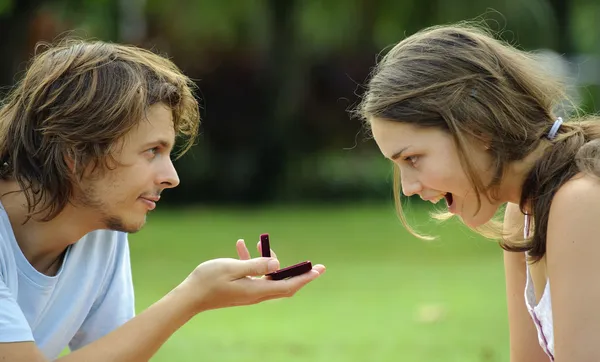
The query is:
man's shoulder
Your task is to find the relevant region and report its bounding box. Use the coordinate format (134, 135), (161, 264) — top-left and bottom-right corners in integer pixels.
(0, 209), (17, 266)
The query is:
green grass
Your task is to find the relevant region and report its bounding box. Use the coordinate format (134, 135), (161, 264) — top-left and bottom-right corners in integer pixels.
(127, 203), (509, 362)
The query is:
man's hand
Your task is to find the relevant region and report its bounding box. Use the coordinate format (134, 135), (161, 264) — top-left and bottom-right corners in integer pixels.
(177, 239), (326, 313)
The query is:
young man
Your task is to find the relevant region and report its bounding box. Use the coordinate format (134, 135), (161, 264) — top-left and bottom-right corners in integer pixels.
(0, 39), (325, 361)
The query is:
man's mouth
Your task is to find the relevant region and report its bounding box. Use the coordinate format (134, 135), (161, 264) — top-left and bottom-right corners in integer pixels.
(139, 195), (160, 210)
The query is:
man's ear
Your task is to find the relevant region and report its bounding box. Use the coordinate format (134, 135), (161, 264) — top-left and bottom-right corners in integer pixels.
(64, 149), (78, 174)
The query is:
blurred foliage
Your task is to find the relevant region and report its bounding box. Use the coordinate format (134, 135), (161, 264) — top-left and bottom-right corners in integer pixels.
(1, 0), (600, 205)
(49, 0), (119, 40)
(0, 0), (13, 14)
(146, 0), (270, 51)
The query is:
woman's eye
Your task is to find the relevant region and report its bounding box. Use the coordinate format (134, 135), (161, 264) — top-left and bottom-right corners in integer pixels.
(404, 156), (418, 165)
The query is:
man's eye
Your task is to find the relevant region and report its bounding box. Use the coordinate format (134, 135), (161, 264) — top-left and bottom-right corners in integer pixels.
(146, 147), (159, 156)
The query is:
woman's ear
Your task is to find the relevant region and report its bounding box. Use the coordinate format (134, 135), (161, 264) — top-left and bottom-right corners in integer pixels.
(470, 131), (492, 151)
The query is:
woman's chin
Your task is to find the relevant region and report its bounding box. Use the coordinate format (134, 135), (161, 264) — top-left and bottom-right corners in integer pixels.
(459, 213), (494, 229)
(454, 200), (498, 228)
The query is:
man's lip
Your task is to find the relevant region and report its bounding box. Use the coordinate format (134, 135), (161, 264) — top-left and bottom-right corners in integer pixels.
(140, 196), (160, 202)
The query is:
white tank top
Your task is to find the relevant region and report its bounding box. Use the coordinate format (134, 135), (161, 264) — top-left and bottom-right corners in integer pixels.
(524, 265), (555, 360)
(524, 215), (555, 360)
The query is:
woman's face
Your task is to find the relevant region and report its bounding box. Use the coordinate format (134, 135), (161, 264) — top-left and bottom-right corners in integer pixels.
(370, 118), (502, 228)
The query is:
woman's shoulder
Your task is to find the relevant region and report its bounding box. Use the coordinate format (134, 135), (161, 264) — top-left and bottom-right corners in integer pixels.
(551, 172), (600, 211)
(502, 173), (600, 242)
(546, 172), (600, 251)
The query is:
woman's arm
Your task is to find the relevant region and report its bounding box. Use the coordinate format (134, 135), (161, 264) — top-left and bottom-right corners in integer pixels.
(546, 175), (600, 361)
(503, 202), (550, 362)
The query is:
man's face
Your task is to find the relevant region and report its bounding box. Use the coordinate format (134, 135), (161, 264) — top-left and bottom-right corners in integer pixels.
(73, 103), (180, 233)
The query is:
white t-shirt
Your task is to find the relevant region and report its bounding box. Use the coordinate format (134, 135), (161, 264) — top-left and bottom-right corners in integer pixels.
(0, 204), (135, 359)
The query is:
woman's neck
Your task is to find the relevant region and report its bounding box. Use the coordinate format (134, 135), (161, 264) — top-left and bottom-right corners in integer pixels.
(498, 142), (550, 208)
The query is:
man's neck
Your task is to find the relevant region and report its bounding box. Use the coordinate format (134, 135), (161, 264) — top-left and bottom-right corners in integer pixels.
(0, 180), (98, 275)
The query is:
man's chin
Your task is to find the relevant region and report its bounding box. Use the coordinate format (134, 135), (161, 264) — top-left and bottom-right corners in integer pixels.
(103, 215), (147, 233)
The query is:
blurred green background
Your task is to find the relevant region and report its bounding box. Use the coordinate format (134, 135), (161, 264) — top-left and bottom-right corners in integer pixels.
(2, 0), (599, 360)
(129, 203), (508, 362)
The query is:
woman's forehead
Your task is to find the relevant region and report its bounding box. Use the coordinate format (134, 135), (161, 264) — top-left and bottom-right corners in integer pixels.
(371, 119), (448, 147)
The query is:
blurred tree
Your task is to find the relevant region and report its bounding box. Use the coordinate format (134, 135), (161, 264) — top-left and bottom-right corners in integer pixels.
(1, 0), (599, 204)
(0, 0), (12, 15)
(548, 0), (572, 54)
(0, 0), (45, 95)
(49, 0), (119, 40)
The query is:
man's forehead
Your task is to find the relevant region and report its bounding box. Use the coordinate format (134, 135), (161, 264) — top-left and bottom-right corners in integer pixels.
(120, 119), (175, 148)
(136, 107), (175, 139)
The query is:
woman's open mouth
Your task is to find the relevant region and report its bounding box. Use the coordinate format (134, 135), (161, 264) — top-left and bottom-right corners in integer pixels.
(444, 193), (456, 213)
(444, 193), (453, 207)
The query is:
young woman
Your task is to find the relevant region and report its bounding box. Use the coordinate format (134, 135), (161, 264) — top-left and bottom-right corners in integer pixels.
(356, 22), (600, 362)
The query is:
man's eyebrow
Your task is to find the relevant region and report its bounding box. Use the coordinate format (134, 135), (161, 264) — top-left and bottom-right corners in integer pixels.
(143, 139), (174, 150)
(390, 146), (410, 160)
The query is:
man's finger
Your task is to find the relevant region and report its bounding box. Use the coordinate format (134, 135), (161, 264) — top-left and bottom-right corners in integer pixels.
(279, 269), (322, 294)
(255, 268), (324, 298)
(257, 240), (278, 259)
(236, 239), (251, 260)
(312, 264), (326, 275)
(232, 257), (280, 277)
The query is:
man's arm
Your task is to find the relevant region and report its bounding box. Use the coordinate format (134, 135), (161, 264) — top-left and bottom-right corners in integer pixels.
(0, 255), (325, 362)
(0, 279), (37, 359)
(0, 287), (191, 362)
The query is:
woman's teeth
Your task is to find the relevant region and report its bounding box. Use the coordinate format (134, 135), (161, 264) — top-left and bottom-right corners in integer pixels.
(428, 193), (447, 204)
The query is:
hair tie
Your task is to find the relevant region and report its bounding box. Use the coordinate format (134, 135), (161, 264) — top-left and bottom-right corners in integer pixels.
(547, 117), (563, 140)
